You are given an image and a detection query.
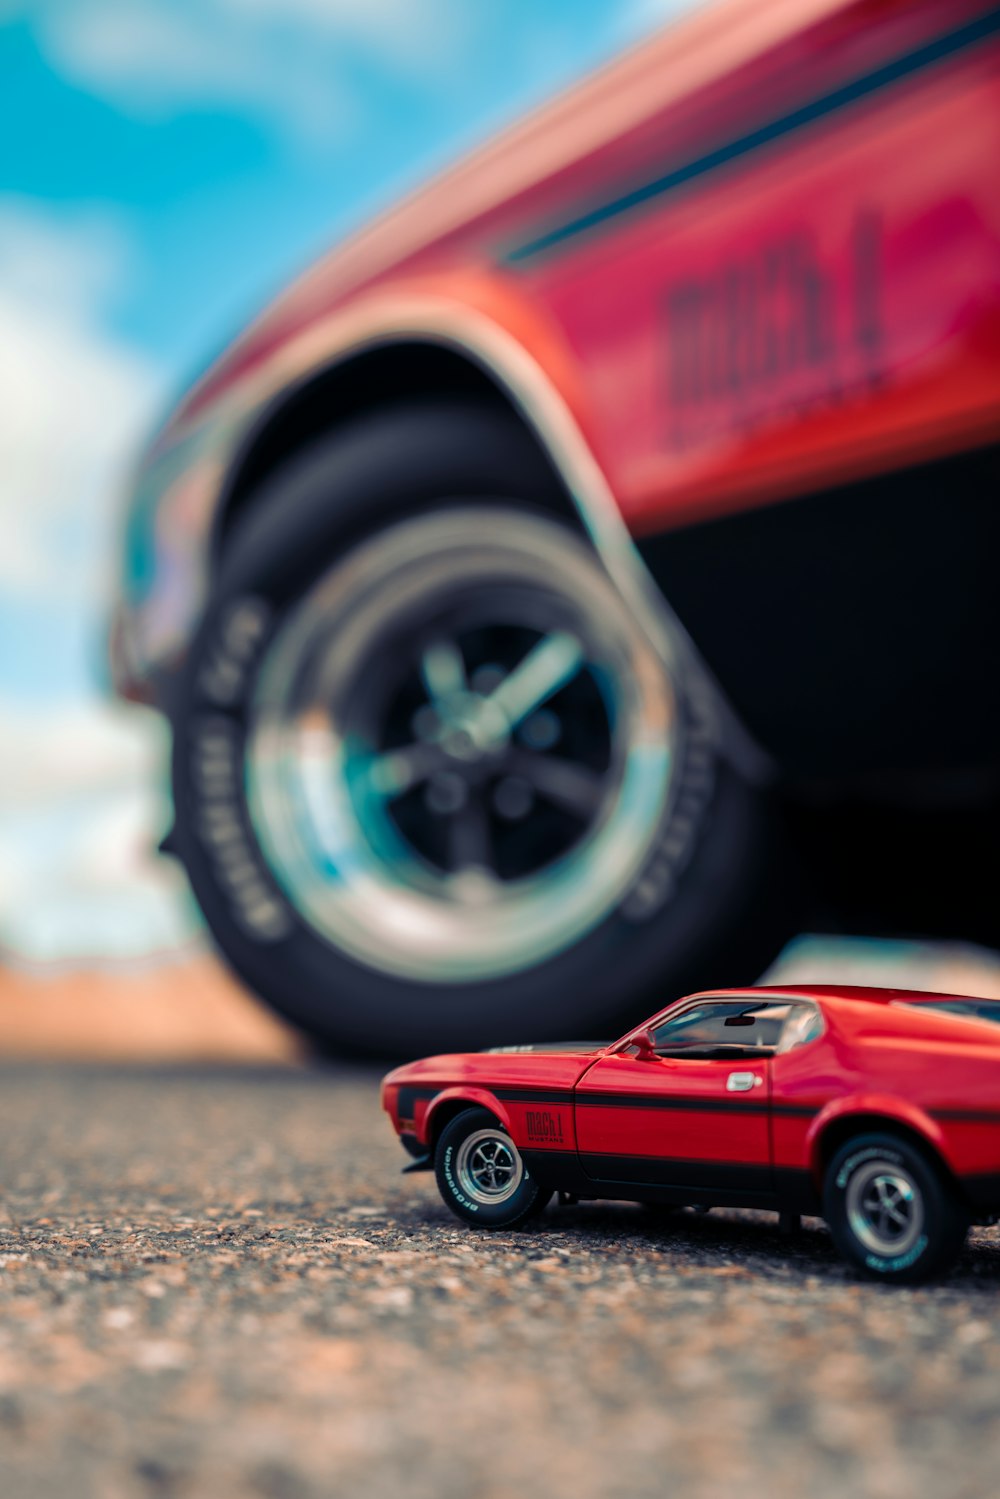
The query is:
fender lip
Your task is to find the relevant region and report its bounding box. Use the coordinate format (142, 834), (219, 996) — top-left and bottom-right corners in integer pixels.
(422, 1086), (516, 1149)
(806, 1092), (950, 1188)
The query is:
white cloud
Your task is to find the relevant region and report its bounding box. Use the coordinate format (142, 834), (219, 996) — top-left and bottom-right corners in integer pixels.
(0, 701), (202, 962)
(19, 0), (470, 146)
(0, 200), (163, 604)
(40, 0), (352, 141)
(0, 204), (180, 959)
(0, 699), (161, 805)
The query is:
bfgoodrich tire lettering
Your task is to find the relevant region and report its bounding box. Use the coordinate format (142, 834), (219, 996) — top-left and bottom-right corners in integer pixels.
(823, 1132), (968, 1284)
(169, 400), (794, 1055)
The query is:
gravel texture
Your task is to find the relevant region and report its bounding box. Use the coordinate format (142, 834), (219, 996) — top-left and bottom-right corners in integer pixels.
(1, 1062), (999, 1499)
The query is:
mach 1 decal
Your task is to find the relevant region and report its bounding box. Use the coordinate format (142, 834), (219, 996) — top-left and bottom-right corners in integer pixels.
(663, 213), (882, 447)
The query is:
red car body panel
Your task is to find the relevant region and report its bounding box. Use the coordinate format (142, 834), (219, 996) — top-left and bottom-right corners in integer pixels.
(575, 1051), (772, 1187)
(390, 1049), (599, 1155)
(117, 0), (1000, 691)
(382, 987), (1000, 1212)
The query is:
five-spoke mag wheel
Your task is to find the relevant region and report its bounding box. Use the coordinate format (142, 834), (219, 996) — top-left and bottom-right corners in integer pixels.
(434, 1107), (549, 1227)
(824, 1132), (967, 1282)
(454, 1127), (524, 1206)
(246, 506), (675, 986)
(846, 1158), (923, 1260)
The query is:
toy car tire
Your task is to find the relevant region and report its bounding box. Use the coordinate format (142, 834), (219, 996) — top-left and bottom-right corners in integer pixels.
(823, 1132), (968, 1283)
(169, 399), (795, 1055)
(434, 1107), (550, 1228)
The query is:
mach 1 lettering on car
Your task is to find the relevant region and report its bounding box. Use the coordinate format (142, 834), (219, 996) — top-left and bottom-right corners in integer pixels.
(113, 0), (1000, 1055)
(525, 1110), (567, 1144)
(664, 213), (883, 446)
(382, 986), (1000, 1284)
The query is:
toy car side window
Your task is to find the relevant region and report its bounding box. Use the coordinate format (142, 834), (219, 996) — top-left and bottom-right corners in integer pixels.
(651, 1000), (786, 1056)
(775, 1003), (825, 1052)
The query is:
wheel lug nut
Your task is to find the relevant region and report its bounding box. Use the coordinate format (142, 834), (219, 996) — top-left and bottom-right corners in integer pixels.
(425, 772), (467, 815)
(471, 664), (505, 695)
(493, 776), (533, 821)
(519, 708), (560, 750)
(412, 705), (439, 741)
(441, 726), (478, 760)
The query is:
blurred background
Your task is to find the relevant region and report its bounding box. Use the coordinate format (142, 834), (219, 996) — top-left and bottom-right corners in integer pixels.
(0, 0), (697, 1058)
(2, 0), (999, 1061)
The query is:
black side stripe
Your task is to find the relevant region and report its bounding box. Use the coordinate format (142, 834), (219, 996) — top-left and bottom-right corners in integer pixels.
(578, 1092), (772, 1115)
(574, 1094), (819, 1118)
(400, 1083), (820, 1117)
(497, 1087), (819, 1117)
(396, 1086), (439, 1118)
(579, 1154), (774, 1194)
(493, 1088), (577, 1107)
(933, 1109), (1000, 1124)
(401, 1089), (999, 1127)
(507, 6), (1000, 264)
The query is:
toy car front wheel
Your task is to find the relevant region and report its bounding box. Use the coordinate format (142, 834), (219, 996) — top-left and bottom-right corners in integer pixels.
(434, 1107), (549, 1228)
(823, 1133), (968, 1283)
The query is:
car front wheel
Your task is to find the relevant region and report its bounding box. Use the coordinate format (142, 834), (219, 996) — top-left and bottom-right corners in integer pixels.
(169, 401), (793, 1055)
(434, 1107), (549, 1228)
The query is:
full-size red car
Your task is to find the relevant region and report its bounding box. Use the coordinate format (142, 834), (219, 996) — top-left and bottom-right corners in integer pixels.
(382, 985), (1000, 1281)
(113, 0), (1000, 1055)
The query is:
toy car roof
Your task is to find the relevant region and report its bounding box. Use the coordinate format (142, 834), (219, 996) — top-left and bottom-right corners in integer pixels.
(730, 984), (996, 1008)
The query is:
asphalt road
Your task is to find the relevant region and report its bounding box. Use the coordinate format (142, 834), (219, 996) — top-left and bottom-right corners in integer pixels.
(1, 1063), (999, 1499)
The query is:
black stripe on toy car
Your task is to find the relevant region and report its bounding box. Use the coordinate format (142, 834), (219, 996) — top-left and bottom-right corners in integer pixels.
(579, 1153), (774, 1195)
(396, 1086), (440, 1119)
(399, 1084), (821, 1123)
(932, 1109), (1000, 1124)
(520, 1151), (816, 1207)
(449, 1086), (821, 1117)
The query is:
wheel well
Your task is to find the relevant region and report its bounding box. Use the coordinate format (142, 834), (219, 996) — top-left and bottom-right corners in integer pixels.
(426, 1099), (496, 1151)
(815, 1113), (956, 1189)
(213, 340), (582, 559)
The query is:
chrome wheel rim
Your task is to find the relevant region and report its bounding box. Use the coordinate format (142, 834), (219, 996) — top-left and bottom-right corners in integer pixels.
(846, 1158), (924, 1259)
(454, 1128), (524, 1205)
(246, 507), (675, 983)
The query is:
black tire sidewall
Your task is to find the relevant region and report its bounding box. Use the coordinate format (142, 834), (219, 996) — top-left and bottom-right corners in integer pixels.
(434, 1107), (545, 1228)
(170, 401), (793, 1055)
(823, 1132), (966, 1283)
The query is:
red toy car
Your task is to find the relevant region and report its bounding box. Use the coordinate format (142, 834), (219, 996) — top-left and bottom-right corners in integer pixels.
(382, 984), (1000, 1281)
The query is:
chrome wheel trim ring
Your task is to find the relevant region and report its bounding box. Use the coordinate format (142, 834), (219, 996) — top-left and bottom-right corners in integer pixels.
(454, 1128), (524, 1206)
(245, 506), (677, 984)
(846, 1158), (925, 1260)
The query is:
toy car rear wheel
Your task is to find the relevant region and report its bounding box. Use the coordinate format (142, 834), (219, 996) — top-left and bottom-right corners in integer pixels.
(169, 400), (794, 1055)
(823, 1132), (968, 1283)
(434, 1107), (549, 1228)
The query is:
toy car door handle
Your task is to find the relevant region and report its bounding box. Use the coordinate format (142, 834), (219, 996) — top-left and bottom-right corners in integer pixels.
(727, 1071), (763, 1091)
